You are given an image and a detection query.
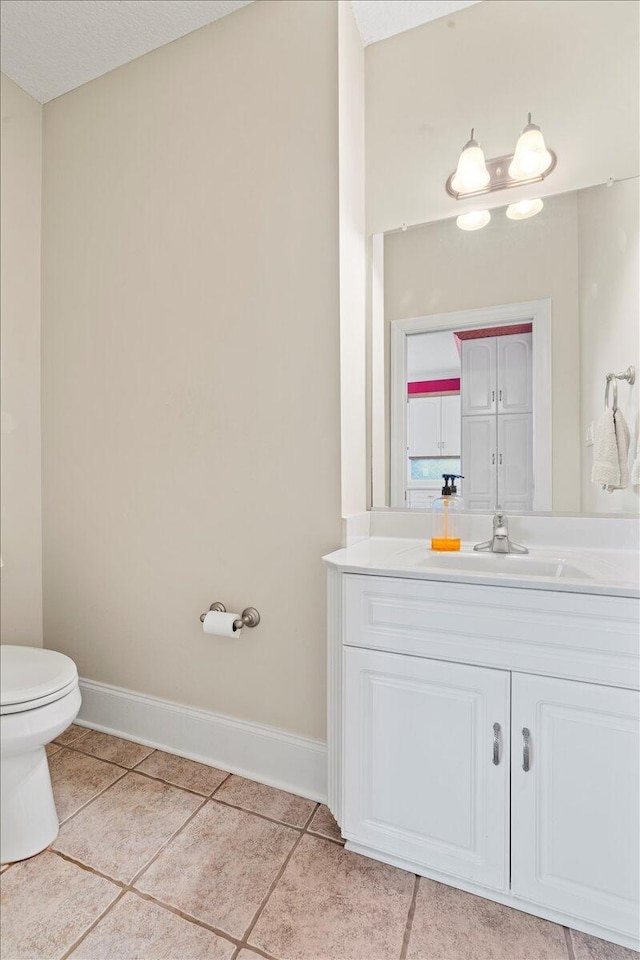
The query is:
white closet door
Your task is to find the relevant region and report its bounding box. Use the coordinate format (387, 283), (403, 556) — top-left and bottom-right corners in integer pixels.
(497, 333), (532, 414)
(497, 414), (533, 510)
(511, 674), (640, 940)
(461, 339), (497, 416)
(343, 646), (510, 890)
(408, 397), (441, 457)
(461, 415), (497, 510)
(440, 395), (461, 456)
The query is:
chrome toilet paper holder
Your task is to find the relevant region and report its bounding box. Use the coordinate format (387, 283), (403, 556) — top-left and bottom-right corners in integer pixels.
(199, 602), (261, 630)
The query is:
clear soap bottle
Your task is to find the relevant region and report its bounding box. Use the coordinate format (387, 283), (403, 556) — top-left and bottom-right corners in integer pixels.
(431, 474), (464, 552)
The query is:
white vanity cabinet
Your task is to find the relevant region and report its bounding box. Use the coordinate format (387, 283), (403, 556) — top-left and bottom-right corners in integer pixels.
(327, 568), (640, 951)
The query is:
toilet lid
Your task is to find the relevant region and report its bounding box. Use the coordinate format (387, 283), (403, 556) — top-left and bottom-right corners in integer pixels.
(0, 645), (78, 707)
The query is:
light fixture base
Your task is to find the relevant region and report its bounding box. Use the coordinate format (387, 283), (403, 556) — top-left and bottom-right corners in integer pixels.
(446, 150), (557, 200)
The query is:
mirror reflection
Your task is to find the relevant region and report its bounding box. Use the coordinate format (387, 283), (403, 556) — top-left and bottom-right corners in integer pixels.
(381, 179), (639, 515)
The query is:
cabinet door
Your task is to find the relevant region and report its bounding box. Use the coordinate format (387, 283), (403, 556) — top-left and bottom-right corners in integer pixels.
(440, 395), (461, 456)
(343, 646), (510, 890)
(511, 674), (640, 939)
(408, 397), (441, 457)
(497, 333), (532, 414)
(461, 338), (497, 416)
(461, 415), (497, 510)
(497, 414), (533, 510)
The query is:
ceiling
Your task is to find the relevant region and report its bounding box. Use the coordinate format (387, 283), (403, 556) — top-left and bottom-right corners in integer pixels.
(1, 0), (481, 105)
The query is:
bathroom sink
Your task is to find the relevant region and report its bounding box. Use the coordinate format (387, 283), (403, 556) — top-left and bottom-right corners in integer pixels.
(413, 552), (593, 580)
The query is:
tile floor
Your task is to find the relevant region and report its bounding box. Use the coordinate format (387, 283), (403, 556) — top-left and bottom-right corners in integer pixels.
(1, 725), (637, 960)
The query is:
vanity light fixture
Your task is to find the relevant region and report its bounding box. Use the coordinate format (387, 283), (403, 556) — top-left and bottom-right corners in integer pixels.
(506, 198), (544, 220)
(450, 129), (490, 194)
(446, 114), (556, 200)
(509, 115), (553, 181)
(456, 209), (491, 231)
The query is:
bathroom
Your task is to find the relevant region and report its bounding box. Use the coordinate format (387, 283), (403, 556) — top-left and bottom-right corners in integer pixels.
(0, 0), (638, 958)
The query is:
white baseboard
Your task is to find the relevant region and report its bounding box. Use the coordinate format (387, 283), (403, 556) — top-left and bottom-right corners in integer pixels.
(77, 678), (327, 803)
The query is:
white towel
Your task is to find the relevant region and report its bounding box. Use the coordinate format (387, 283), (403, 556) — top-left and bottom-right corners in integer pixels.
(591, 408), (630, 491)
(631, 432), (640, 485)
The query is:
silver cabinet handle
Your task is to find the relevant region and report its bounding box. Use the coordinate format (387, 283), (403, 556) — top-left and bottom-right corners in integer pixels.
(499, 389), (502, 402)
(499, 453), (503, 465)
(491, 390), (495, 402)
(492, 722), (501, 765)
(491, 453), (495, 465)
(522, 727), (531, 772)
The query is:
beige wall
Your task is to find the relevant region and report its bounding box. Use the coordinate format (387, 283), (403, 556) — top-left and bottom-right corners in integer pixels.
(579, 179), (639, 514)
(41, 0), (342, 740)
(1, 74), (43, 646)
(384, 192), (581, 511)
(338, 1), (367, 516)
(366, 0), (639, 234)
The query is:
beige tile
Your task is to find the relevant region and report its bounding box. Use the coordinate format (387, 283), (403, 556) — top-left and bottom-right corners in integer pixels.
(249, 834), (414, 960)
(407, 878), (568, 960)
(308, 803), (343, 843)
(0, 850), (119, 960)
(55, 723), (90, 746)
(214, 774), (315, 827)
(236, 952), (265, 960)
(53, 772), (201, 882)
(135, 750), (228, 795)
(46, 742), (62, 757)
(136, 800), (297, 938)
(50, 748), (126, 822)
(570, 930), (639, 960)
(74, 730), (154, 768)
(70, 892), (235, 959)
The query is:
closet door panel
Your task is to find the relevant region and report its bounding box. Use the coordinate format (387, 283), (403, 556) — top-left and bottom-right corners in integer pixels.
(461, 415), (497, 510)
(497, 333), (532, 414)
(497, 414), (533, 510)
(408, 397), (441, 457)
(441, 395), (462, 456)
(461, 339), (497, 416)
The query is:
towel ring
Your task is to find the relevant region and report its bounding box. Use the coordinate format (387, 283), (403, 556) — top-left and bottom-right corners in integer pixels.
(604, 377), (618, 412)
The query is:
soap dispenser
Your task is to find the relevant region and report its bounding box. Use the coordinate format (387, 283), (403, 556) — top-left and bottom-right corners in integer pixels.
(431, 474), (464, 552)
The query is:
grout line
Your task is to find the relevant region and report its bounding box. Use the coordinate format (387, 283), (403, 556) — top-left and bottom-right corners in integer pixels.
(564, 926), (576, 960)
(399, 874), (420, 960)
(128, 796), (209, 888)
(54, 728), (91, 748)
(301, 801), (321, 832)
(239, 823), (307, 949)
(209, 795), (311, 833)
(208, 771), (233, 797)
(129, 887), (242, 948)
(60, 888), (128, 960)
(51, 849), (128, 889)
(51, 763), (128, 830)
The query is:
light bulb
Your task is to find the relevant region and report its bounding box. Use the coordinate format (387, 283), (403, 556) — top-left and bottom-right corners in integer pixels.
(456, 210), (491, 231)
(506, 198), (544, 220)
(451, 129), (490, 194)
(509, 114), (553, 181)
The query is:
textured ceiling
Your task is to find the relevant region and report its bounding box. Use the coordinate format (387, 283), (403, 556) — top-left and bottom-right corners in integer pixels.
(0, 0), (253, 103)
(350, 0), (481, 46)
(0, 0), (482, 104)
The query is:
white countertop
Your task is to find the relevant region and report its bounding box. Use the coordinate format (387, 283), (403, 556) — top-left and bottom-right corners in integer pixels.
(324, 537), (640, 599)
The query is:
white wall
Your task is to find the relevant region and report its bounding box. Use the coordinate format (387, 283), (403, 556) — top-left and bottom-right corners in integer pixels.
(366, 0), (639, 234)
(0, 74), (43, 646)
(579, 179), (639, 514)
(41, 0), (343, 741)
(384, 192), (581, 511)
(338, 0), (367, 516)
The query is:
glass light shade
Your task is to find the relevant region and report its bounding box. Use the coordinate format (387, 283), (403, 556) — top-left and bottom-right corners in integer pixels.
(506, 198), (544, 220)
(451, 133), (490, 194)
(508, 118), (552, 181)
(456, 209), (491, 231)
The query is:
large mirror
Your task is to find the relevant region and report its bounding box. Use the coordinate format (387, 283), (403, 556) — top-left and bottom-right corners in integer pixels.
(375, 178), (639, 515)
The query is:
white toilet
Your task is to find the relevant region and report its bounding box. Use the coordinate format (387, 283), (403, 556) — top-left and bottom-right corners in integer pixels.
(1, 645), (81, 863)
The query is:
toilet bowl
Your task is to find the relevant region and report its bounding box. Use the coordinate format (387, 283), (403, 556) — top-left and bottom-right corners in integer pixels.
(1, 645), (81, 863)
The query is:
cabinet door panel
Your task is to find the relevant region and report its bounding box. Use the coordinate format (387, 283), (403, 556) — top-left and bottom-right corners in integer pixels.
(462, 415), (497, 510)
(408, 397), (441, 457)
(440, 395), (461, 456)
(511, 674), (640, 939)
(461, 339), (497, 416)
(497, 414), (533, 510)
(343, 647), (509, 890)
(497, 333), (533, 414)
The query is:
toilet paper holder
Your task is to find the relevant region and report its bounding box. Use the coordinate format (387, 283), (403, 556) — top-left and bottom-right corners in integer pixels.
(199, 602), (261, 630)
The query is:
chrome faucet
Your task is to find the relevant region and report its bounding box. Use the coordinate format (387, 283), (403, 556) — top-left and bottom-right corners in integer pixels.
(474, 510), (528, 555)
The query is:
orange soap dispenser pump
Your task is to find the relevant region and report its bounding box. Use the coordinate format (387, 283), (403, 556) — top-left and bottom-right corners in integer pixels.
(431, 474), (464, 552)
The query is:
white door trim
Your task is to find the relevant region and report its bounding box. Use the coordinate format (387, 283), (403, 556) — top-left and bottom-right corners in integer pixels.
(389, 300), (552, 510)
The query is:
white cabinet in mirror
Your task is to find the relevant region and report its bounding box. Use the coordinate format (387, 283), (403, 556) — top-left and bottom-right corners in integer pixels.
(377, 179), (639, 516)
